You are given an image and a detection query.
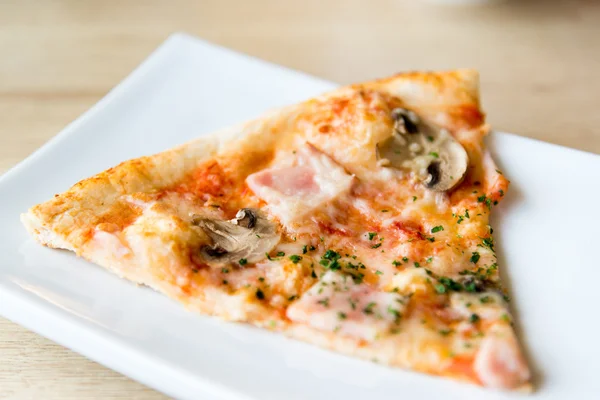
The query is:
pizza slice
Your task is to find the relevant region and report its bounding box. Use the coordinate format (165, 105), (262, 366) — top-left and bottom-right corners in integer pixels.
(22, 69), (531, 391)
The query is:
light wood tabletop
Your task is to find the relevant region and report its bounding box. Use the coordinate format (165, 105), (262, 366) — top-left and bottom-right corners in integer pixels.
(1, 0), (598, 398)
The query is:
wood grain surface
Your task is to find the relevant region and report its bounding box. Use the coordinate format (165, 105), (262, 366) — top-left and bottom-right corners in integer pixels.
(1, 0), (598, 398)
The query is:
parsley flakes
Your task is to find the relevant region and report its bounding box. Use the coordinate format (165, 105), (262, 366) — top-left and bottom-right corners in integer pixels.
(431, 225), (444, 233)
(320, 250), (341, 270)
(470, 252), (480, 264)
(317, 298), (330, 307)
(363, 302), (376, 315)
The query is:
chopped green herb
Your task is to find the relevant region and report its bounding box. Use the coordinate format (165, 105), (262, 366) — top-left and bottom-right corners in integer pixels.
(276, 251), (285, 257)
(387, 306), (401, 322)
(414, 262), (421, 268)
(501, 314), (511, 322)
(375, 270), (383, 275)
(427, 135), (434, 142)
(288, 295), (297, 301)
(311, 269), (317, 278)
(363, 302), (376, 315)
(351, 273), (365, 284)
(477, 195), (486, 203)
(256, 289), (265, 300)
(427, 237), (435, 242)
(289, 255), (302, 263)
(258, 277), (265, 282)
(338, 311), (347, 320)
(402, 257), (409, 262)
(503, 294), (511, 302)
(349, 298), (357, 310)
(320, 249), (342, 270)
(221, 268), (230, 274)
(222, 279), (228, 285)
(464, 280), (478, 292)
(371, 243), (382, 249)
(499, 189), (504, 197)
(439, 277), (463, 291)
(439, 329), (453, 336)
(480, 296), (493, 304)
(368, 232), (377, 240)
(469, 313), (480, 323)
(426, 257), (433, 263)
(481, 237), (495, 252)
(431, 225), (444, 233)
(256, 234), (261, 238)
(238, 258), (248, 266)
(429, 151), (439, 158)
(465, 209), (470, 218)
(302, 245), (308, 254)
(323, 249), (340, 260)
(412, 196), (417, 202)
(317, 298), (330, 307)
(381, 209), (389, 213)
(392, 260), (402, 266)
(435, 284), (447, 294)
(470, 252), (480, 264)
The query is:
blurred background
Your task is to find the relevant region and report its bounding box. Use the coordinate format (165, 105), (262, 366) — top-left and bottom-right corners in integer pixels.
(0, 0), (598, 398)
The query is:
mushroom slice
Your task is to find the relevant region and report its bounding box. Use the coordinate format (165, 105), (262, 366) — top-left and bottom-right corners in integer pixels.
(376, 107), (469, 192)
(192, 208), (280, 265)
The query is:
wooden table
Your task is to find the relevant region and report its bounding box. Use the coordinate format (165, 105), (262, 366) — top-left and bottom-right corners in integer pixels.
(1, 0), (598, 398)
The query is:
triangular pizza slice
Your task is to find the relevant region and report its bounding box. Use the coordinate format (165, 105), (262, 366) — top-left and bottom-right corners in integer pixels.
(22, 70), (531, 391)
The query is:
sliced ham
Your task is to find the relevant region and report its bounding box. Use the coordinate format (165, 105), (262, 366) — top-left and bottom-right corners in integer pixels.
(246, 144), (354, 228)
(287, 271), (406, 341)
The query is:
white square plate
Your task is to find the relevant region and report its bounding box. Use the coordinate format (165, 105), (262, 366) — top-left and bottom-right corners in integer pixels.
(1, 33), (599, 400)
